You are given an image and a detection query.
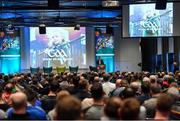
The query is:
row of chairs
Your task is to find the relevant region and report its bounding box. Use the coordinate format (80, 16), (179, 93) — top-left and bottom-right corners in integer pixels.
(30, 66), (78, 74)
(30, 66), (98, 74)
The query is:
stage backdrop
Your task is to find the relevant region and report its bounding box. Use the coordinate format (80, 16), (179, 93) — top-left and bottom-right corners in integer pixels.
(29, 27), (86, 68)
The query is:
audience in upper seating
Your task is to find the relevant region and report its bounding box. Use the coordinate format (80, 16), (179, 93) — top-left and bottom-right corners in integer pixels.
(0, 70), (179, 120)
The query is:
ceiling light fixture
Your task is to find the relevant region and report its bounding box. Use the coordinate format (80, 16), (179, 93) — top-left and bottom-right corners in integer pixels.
(102, 0), (119, 7)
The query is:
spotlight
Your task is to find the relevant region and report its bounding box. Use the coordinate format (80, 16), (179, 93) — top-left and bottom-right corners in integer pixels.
(102, 0), (119, 7)
(74, 24), (80, 30)
(39, 24), (46, 34)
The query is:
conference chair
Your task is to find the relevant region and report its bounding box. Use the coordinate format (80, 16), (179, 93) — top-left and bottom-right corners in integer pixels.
(43, 67), (53, 74)
(69, 66), (78, 73)
(30, 67), (40, 74)
(89, 66), (98, 72)
(56, 66), (66, 74)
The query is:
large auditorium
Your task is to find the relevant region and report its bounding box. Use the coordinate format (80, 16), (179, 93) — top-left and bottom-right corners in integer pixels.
(0, 0), (179, 120)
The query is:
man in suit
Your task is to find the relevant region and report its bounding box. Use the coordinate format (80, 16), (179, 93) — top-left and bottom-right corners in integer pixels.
(96, 57), (105, 72)
(96, 56), (104, 66)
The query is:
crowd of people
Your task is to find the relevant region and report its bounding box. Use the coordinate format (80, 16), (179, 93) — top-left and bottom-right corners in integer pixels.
(0, 70), (179, 120)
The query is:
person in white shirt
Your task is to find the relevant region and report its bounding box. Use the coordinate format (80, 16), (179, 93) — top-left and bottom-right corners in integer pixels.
(102, 74), (115, 96)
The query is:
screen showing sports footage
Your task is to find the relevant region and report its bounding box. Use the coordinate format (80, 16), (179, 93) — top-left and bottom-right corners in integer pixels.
(95, 28), (114, 56)
(129, 3), (173, 37)
(30, 27), (86, 68)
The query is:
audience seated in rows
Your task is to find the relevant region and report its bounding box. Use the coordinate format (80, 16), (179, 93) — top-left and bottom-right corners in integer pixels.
(0, 70), (178, 120)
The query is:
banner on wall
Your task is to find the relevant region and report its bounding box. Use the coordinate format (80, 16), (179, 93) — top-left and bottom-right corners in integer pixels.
(95, 28), (114, 72)
(0, 29), (20, 74)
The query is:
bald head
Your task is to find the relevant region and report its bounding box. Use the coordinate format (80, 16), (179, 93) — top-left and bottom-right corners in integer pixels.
(94, 76), (100, 82)
(116, 79), (122, 87)
(11, 92), (27, 110)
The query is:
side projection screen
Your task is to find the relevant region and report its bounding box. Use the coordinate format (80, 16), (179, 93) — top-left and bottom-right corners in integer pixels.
(123, 3), (173, 37)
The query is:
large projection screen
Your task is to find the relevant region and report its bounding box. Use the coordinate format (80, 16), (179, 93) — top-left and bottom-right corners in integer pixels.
(123, 3), (177, 37)
(30, 27), (86, 68)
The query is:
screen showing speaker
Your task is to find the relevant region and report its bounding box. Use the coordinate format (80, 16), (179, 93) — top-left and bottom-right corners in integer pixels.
(129, 3), (173, 37)
(30, 27), (86, 68)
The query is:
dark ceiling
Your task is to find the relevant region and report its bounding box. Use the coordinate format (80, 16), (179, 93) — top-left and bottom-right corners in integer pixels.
(0, 0), (179, 27)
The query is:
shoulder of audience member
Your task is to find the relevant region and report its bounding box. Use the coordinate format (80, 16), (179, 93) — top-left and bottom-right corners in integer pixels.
(26, 106), (47, 119)
(6, 107), (14, 117)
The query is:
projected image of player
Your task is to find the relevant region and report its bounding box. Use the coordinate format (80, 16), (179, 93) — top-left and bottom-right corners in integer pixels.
(129, 3), (173, 37)
(30, 27), (86, 68)
(142, 11), (160, 36)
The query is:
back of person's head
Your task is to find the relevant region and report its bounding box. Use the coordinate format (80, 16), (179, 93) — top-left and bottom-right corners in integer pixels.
(156, 93), (173, 113)
(72, 76), (80, 87)
(141, 82), (150, 94)
(24, 87), (37, 104)
(104, 97), (122, 119)
(120, 98), (140, 120)
(31, 76), (39, 85)
(115, 79), (122, 88)
(3, 75), (9, 82)
(11, 92), (27, 111)
(150, 83), (161, 95)
(143, 77), (150, 83)
(149, 75), (157, 83)
(4, 83), (13, 93)
(55, 95), (81, 120)
(121, 87), (135, 99)
(56, 90), (70, 102)
(167, 87), (179, 97)
(121, 79), (129, 87)
(79, 79), (89, 90)
(90, 82), (104, 100)
(94, 76), (100, 83)
(50, 80), (60, 93)
(103, 74), (110, 82)
(167, 87), (179, 102)
(162, 75), (173, 88)
(81, 73), (88, 80)
(130, 81), (141, 93)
